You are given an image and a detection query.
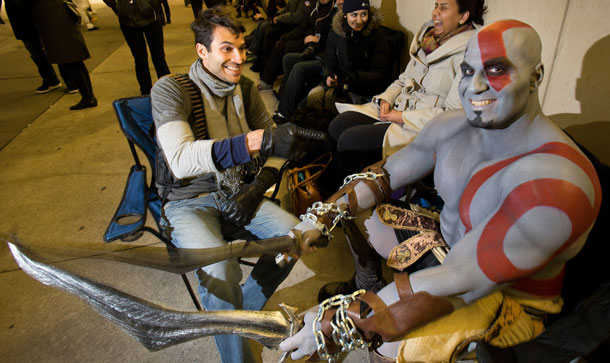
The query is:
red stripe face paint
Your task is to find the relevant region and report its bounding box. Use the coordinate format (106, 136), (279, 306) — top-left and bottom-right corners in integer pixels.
(477, 20), (531, 91)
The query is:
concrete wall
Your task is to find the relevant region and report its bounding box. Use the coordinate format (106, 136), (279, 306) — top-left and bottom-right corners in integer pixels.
(372, 0), (610, 163)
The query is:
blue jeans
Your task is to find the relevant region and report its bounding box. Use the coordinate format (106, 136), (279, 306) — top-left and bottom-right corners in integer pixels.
(163, 193), (299, 363)
(277, 53), (323, 118)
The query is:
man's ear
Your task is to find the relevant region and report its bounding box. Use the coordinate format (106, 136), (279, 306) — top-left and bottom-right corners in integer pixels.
(459, 11), (470, 25)
(196, 43), (208, 61)
(530, 62), (544, 91)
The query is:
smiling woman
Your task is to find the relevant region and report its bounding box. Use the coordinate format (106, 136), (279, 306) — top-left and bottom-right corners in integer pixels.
(324, 0), (488, 182)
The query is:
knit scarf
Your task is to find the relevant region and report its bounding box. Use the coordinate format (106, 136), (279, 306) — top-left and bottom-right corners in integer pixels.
(188, 59), (250, 140)
(421, 23), (473, 55)
(188, 59), (255, 194)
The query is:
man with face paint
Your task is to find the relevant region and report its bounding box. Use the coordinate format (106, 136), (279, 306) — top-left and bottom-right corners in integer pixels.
(280, 19), (601, 362)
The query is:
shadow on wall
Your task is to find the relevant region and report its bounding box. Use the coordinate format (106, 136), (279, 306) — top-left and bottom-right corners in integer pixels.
(550, 35), (610, 165)
(378, 0), (412, 71)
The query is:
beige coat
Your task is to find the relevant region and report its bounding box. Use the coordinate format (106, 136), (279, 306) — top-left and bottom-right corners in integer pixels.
(377, 21), (476, 156)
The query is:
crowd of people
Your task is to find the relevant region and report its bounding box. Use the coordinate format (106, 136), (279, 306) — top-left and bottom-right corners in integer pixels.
(3, 1), (605, 362)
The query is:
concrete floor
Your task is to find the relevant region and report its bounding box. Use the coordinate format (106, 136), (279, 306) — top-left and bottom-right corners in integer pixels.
(0, 1), (367, 362)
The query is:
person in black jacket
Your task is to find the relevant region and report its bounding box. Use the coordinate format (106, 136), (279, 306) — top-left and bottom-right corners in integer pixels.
(306, 0), (388, 114)
(4, 0), (78, 94)
(104, 0), (170, 95)
(249, 0), (314, 72)
(29, 0), (97, 109)
(257, 0), (335, 91)
(273, 0), (341, 122)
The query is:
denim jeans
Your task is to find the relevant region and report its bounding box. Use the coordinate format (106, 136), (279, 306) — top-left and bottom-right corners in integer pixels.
(163, 193), (299, 363)
(278, 53), (323, 118)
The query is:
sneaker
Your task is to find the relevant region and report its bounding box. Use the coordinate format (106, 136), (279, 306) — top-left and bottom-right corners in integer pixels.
(67, 88), (79, 94)
(87, 24), (100, 31)
(70, 97), (98, 110)
(35, 82), (61, 94)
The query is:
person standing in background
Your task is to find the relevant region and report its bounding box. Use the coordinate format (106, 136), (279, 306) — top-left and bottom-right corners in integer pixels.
(104, 0), (171, 95)
(4, 0), (79, 94)
(30, 0), (97, 110)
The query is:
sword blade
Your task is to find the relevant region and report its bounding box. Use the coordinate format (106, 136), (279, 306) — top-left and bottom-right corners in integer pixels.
(2, 233), (296, 274)
(8, 242), (292, 350)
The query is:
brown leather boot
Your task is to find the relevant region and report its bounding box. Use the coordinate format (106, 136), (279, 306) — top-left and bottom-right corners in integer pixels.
(318, 220), (385, 303)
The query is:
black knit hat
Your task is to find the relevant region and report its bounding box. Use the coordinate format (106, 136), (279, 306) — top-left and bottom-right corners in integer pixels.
(343, 0), (370, 14)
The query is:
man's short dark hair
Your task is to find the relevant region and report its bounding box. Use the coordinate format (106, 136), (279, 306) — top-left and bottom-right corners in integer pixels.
(191, 6), (246, 48)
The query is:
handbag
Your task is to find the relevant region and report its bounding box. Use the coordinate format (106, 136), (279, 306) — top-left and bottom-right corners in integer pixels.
(64, 0), (82, 25)
(287, 153), (332, 216)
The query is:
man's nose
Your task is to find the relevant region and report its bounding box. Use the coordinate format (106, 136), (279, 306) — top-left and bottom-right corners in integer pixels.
(469, 72), (489, 93)
(234, 49), (245, 64)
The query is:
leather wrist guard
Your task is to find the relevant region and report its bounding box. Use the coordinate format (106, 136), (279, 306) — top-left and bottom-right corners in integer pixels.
(308, 273), (454, 362)
(299, 160), (391, 240)
(327, 160), (392, 216)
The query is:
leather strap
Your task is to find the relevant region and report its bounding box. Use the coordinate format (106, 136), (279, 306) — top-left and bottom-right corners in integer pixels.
(310, 273), (454, 360)
(327, 160), (392, 216)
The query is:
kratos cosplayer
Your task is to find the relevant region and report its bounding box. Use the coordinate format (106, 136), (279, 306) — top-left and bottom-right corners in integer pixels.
(281, 19), (602, 362)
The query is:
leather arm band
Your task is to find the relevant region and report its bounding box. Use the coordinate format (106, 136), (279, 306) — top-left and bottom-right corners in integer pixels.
(326, 160), (392, 216)
(308, 273), (454, 361)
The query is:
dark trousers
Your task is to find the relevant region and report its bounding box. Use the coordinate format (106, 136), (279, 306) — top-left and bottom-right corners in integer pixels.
(61, 61), (94, 99)
(190, 0), (226, 18)
(160, 0), (170, 22)
(328, 111), (390, 178)
(22, 37), (76, 89)
(120, 20), (170, 95)
(251, 22), (293, 72)
(260, 39), (303, 85)
(277, 53), (323, 118)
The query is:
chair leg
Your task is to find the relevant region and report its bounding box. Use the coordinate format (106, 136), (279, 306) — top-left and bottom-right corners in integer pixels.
(181, 273), (203, 311)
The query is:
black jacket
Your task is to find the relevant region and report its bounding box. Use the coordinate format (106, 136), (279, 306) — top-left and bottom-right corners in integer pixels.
(104, 0), (162, 27)
(281, 0), (336, 55)
(323, 7), (389, 96)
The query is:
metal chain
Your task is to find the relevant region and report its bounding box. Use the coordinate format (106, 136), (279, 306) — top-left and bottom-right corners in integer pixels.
(313, 290), (368, 362)
(341, 171), (386, 188)
(299, 202), (353, 238)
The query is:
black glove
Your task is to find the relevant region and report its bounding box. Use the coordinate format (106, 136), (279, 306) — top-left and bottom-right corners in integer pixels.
(301, 42), (317, 60)
(219, 167), (278, 226)
(260, 123), (328, 162)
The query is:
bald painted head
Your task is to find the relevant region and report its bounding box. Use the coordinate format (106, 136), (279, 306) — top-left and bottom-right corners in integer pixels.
(459, 20), (544, 129)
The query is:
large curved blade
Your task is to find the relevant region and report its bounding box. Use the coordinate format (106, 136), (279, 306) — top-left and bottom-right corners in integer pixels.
(8, 242), (291, 351)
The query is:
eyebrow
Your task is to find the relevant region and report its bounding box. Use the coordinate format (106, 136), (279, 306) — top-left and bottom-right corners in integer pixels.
(482, 57), (514, 69)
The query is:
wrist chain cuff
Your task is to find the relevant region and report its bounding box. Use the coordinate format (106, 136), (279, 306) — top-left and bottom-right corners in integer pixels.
(341, 171), (386, 189)
(314, 290), (369, 362)
(299, 201), (353, 239)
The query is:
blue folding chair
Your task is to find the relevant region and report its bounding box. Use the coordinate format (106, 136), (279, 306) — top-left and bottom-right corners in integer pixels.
(104, 95), (203, 311)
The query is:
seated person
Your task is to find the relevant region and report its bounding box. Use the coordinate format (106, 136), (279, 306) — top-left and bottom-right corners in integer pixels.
(249, 0), (314, 72)
(328, 0), (485, 178)
(273, 0), (342, 123)
(257, 0), (337, 91)
(150, 8), (324, 362)
(306, 0), (388, 115)
(280, 19), (602, 362)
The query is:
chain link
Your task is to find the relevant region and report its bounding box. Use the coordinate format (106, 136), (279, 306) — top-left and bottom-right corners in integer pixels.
(313, 290), (368, 362)
(341, 171), (386, 188)
(299, 202), (353, 239)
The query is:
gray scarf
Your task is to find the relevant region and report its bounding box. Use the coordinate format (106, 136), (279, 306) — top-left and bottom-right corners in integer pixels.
(188, 59), (251, 139)
(188, 59), (258, 194)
